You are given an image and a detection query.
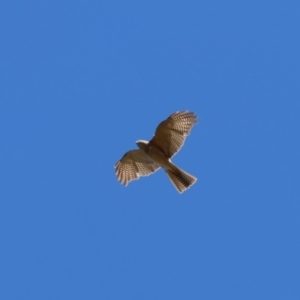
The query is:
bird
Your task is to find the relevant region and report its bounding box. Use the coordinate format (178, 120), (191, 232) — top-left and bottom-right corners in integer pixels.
(114, 111), (197, 193)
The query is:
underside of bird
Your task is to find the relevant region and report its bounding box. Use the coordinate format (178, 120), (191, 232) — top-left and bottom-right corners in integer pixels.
(115, 110), (198, 193)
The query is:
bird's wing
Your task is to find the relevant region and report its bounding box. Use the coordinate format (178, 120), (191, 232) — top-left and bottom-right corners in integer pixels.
(150, 111), (197, 158)
(115, 149), (160, 186)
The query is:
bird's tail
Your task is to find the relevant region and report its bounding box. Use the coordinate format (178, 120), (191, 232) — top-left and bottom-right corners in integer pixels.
(166, 164), (197, 193)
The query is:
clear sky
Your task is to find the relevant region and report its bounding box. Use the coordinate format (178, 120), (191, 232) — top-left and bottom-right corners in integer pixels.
(1, 1), (300, 299)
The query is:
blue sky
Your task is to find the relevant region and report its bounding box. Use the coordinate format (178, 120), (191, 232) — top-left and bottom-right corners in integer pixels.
(1, 1), (300, 299)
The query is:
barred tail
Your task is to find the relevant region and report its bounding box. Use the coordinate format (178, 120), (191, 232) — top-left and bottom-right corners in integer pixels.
(166, 165), (197, 193)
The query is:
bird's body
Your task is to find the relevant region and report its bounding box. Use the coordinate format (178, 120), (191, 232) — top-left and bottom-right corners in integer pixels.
(115, 111), (197, 193)
(136, 140), (171, 170)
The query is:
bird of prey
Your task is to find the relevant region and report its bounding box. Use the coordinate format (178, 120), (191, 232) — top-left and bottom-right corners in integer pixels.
(115, 111), (197, 193)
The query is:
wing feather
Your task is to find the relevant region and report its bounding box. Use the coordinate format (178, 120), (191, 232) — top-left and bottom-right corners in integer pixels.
(150, 111), (197, 158)
(115, 149), (160, 186)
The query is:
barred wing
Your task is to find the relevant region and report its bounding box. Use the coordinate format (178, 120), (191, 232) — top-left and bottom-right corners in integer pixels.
(115, 149), (160, 186)
(150, 111), (197, 158)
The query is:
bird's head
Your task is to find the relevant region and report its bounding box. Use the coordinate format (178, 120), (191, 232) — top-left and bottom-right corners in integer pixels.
(136, 140), (149, 151)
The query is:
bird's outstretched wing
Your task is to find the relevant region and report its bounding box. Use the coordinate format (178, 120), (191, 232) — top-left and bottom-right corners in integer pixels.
(115, 149), (160, 186)
(150, 111), (197, 158)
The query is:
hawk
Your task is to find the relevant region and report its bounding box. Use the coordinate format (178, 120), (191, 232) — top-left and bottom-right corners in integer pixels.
(115, 111), (197, 193)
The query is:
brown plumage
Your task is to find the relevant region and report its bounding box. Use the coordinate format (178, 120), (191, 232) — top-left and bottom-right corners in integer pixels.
(115, 111), (197, 193)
